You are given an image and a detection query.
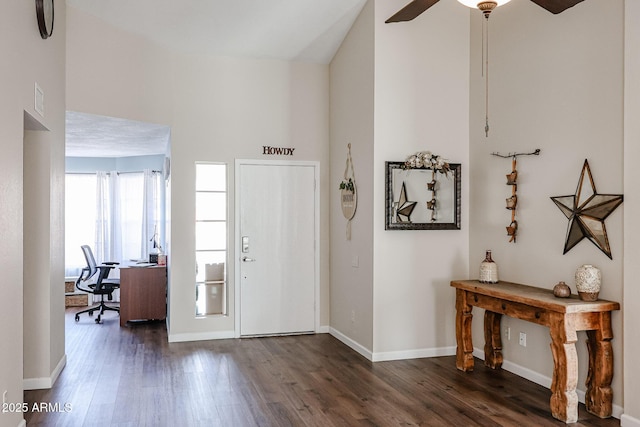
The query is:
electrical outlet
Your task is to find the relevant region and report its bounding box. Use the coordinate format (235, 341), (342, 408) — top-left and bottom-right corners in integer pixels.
(504, 327), (511, 341)
(519, 332), (527, 347)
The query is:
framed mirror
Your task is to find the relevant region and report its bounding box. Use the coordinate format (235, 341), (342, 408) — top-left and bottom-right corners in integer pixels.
(385, 161), (461, 230)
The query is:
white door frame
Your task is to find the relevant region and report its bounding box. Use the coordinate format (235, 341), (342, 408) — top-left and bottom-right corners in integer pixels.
(234, 159), (320, 338)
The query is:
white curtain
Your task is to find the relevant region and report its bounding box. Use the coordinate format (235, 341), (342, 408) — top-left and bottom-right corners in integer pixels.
(93, 171), (120, 301)
(109, 170), (123, 264)
(94, 171), (111, 265)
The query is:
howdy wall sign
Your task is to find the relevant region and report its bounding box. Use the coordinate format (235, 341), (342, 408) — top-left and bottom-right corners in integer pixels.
(263, 146), (295, 156)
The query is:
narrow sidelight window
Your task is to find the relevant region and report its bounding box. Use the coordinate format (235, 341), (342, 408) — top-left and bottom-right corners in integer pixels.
(195, 163), (227, 316)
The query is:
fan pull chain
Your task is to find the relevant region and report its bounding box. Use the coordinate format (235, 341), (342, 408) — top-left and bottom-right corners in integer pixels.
(481, 15), (485, 77)
(484, 14), (490, 137)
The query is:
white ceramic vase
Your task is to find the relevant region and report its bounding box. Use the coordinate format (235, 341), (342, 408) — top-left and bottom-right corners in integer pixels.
(575, 264), (601, 301)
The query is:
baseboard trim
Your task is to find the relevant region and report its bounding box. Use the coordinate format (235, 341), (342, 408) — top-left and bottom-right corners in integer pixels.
(473, 348), (623, 419)
(168, 325), (331, 343)
(622, 414), (640, 426)
(329, 327), (373, 360)
(50, 353), (67, 387)
(169, 327), (329, 343)
(23, 354), (67, 390)
(168, 330), (235, 343)
(372, 346), (456, 362)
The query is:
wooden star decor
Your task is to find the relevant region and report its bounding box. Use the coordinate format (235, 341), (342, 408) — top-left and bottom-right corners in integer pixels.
(551, 159), (623, 259)
(394, 182), (417, 223)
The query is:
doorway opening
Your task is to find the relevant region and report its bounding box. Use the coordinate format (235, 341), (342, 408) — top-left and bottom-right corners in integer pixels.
(63, 112), (170, 321)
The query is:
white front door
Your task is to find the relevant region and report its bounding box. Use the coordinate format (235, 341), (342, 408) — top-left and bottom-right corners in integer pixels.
(237, 161), (317, 336)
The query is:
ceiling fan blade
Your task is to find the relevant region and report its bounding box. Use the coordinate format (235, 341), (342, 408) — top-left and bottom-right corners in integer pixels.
(385, 0), (440, 23)
(529, 0), (585, 14)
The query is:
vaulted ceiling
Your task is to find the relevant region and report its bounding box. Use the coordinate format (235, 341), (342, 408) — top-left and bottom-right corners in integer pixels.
(65, 0), (367, 157)
(65, 0), (367, 64)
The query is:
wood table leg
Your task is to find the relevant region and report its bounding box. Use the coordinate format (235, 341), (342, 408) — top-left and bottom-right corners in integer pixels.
(455, 289), (474, 371)
(484, 311), (503, 369)
(549, 313), (579, 423)
(585, 312), (614, 418)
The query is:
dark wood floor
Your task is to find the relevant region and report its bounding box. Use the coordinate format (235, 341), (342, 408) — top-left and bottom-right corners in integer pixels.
(24, 310), (620, 426)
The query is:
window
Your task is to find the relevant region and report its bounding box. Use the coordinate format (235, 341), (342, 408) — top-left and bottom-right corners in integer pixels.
(65, 171), (163, 278)
(65, 174), (98, 276)
(195, 163), (227, 316)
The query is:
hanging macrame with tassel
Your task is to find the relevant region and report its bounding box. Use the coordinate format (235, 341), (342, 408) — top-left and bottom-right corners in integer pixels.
(339, 143), (358, 240)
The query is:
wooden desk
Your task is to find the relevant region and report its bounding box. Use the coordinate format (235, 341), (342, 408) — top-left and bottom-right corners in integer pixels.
(120, 266), (167, 327)
(450, 280), (619, 424)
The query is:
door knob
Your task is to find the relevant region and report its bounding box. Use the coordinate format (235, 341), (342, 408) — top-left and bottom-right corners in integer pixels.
(242, 256), (256, 262)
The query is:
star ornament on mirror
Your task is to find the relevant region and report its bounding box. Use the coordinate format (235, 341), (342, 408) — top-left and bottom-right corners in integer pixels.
(551, 159), (623, 259)
(393, 182), (417, 223)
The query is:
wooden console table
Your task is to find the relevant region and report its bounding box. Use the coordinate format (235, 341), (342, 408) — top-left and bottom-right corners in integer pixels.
(451, 280), (619, 424)
(120, 266), (167, 327)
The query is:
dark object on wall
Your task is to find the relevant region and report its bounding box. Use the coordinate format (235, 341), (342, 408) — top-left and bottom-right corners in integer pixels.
(385, 161), (461, 230)
(491, 149), (541, 243)
(340, 143), (358, 240)
(551, 160), (623, 260)
(36, 0), (54, 39)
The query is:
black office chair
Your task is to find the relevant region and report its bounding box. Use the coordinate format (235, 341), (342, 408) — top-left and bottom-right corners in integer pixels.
(74, 245), (120, 323)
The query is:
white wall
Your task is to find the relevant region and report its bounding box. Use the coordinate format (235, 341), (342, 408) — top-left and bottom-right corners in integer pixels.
(468, 0), (624, 411)
(329, 0), (376, 353)
(66, 6), (331, 342)
(329, 0), (470, 359)
(623, 1), (640, 424)
(168, 55), (329, 341)
(23, 128), (66, 391)
(0, 1), (66, 426)
(66, 7), (173, 127)
(372, 0), (470, 357)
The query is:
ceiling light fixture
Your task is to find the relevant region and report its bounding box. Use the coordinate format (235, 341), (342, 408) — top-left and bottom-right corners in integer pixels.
(456, 0), (512, 18)
(457, 0), (512, 137)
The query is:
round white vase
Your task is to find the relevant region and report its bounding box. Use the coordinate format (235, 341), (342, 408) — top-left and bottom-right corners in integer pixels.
(575, 264), (601, 301)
